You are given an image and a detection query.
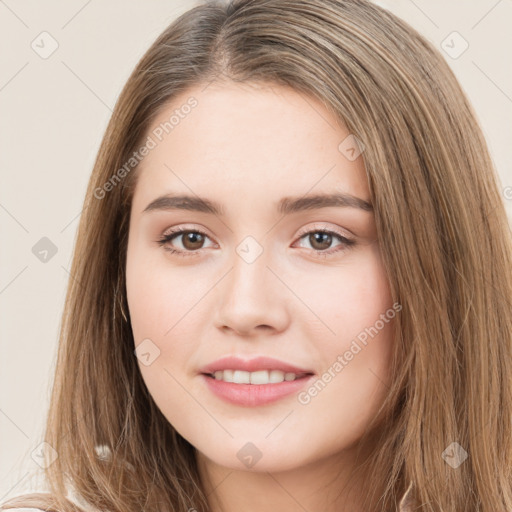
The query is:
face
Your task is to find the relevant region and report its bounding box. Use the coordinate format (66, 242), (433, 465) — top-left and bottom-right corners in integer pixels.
(125, 81), (396, 473)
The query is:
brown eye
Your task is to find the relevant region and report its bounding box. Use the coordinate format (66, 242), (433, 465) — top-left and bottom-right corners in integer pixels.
(308, 232), (333, 251)
(178, 231), (206, 250)
(294, 228), (356, 258)
(157, 228), (214, 255)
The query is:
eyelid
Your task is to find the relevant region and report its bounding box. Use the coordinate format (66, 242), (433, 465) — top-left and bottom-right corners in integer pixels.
(295, 222), (353, 239)
(160, 223), (213, 238)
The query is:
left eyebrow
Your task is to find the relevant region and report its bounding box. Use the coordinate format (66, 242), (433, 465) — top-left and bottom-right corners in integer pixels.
(278, 192), (373, 214)
(142, 192), (373, 216)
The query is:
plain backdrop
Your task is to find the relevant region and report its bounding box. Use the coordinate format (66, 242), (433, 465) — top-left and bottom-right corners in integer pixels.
(1, 0), (511, 499)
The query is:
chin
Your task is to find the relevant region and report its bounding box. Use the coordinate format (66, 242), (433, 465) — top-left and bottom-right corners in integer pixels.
(192, 434), (318, 474)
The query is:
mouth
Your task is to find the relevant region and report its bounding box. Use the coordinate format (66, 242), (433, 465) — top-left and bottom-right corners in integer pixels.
(198, 356), (316, 406)
(200, 370), (316, 407)
(202, 369), (314, 385)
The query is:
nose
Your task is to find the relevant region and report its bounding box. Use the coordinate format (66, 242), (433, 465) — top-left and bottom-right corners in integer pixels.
(213, 248), (290, 337)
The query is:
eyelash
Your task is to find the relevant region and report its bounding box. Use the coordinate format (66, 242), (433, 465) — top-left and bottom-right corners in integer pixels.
(156, 225), (356, 259)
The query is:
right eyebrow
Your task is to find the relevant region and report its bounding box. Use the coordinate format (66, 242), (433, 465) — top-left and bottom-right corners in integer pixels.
(142, 194), (223, 215)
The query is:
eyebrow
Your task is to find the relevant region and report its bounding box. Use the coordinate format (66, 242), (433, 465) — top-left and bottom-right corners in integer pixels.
(142, 192), (373, 216)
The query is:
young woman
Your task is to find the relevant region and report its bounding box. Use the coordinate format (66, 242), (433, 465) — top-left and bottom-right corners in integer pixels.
(2, 0), (511, 511)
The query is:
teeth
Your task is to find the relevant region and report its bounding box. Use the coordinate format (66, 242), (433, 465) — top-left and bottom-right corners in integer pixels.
(212, 369), (301, 384)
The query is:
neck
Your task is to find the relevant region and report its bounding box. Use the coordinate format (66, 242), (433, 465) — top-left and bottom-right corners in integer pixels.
(196, 440), (381, 512)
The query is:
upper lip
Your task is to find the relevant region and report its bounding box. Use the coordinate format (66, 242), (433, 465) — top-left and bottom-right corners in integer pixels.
(199, 356), (315, 376)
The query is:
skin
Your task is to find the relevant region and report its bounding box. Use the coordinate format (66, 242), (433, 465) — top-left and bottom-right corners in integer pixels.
(125, 80), (396, 511)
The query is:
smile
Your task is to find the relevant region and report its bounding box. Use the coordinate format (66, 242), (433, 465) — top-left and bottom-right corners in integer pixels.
(201, 372), (315, 407)
(208, 369), (309, 384)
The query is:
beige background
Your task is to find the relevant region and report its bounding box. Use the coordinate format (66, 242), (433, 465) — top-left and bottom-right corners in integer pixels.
(1, 0), (511, 499)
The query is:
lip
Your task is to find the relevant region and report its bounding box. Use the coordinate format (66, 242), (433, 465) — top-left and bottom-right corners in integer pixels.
(198, 356), (316, 407)
(198, 356), (314, 375)
(200, 373), (315, 407)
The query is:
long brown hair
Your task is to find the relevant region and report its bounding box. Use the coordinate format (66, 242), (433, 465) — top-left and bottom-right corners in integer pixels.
(2, 0), (511, 510)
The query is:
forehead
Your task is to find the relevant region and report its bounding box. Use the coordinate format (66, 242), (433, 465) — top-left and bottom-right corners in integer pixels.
(131, 81), (370, 209)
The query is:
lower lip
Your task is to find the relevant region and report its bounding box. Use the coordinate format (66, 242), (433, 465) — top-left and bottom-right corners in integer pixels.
(200, 373), (315, 407)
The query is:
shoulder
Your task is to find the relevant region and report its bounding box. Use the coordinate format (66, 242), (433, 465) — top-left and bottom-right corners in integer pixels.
(0, 491), (90, 512)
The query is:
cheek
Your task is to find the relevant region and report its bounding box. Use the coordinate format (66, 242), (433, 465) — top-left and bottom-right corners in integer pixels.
(125, 237), (201, 342)
(307, 244), (395, 394)
(125, 240), (207, 386)
(126, 261), (167, 344)
(303, 244), (393, 343)
(125, 248), (203, 429)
